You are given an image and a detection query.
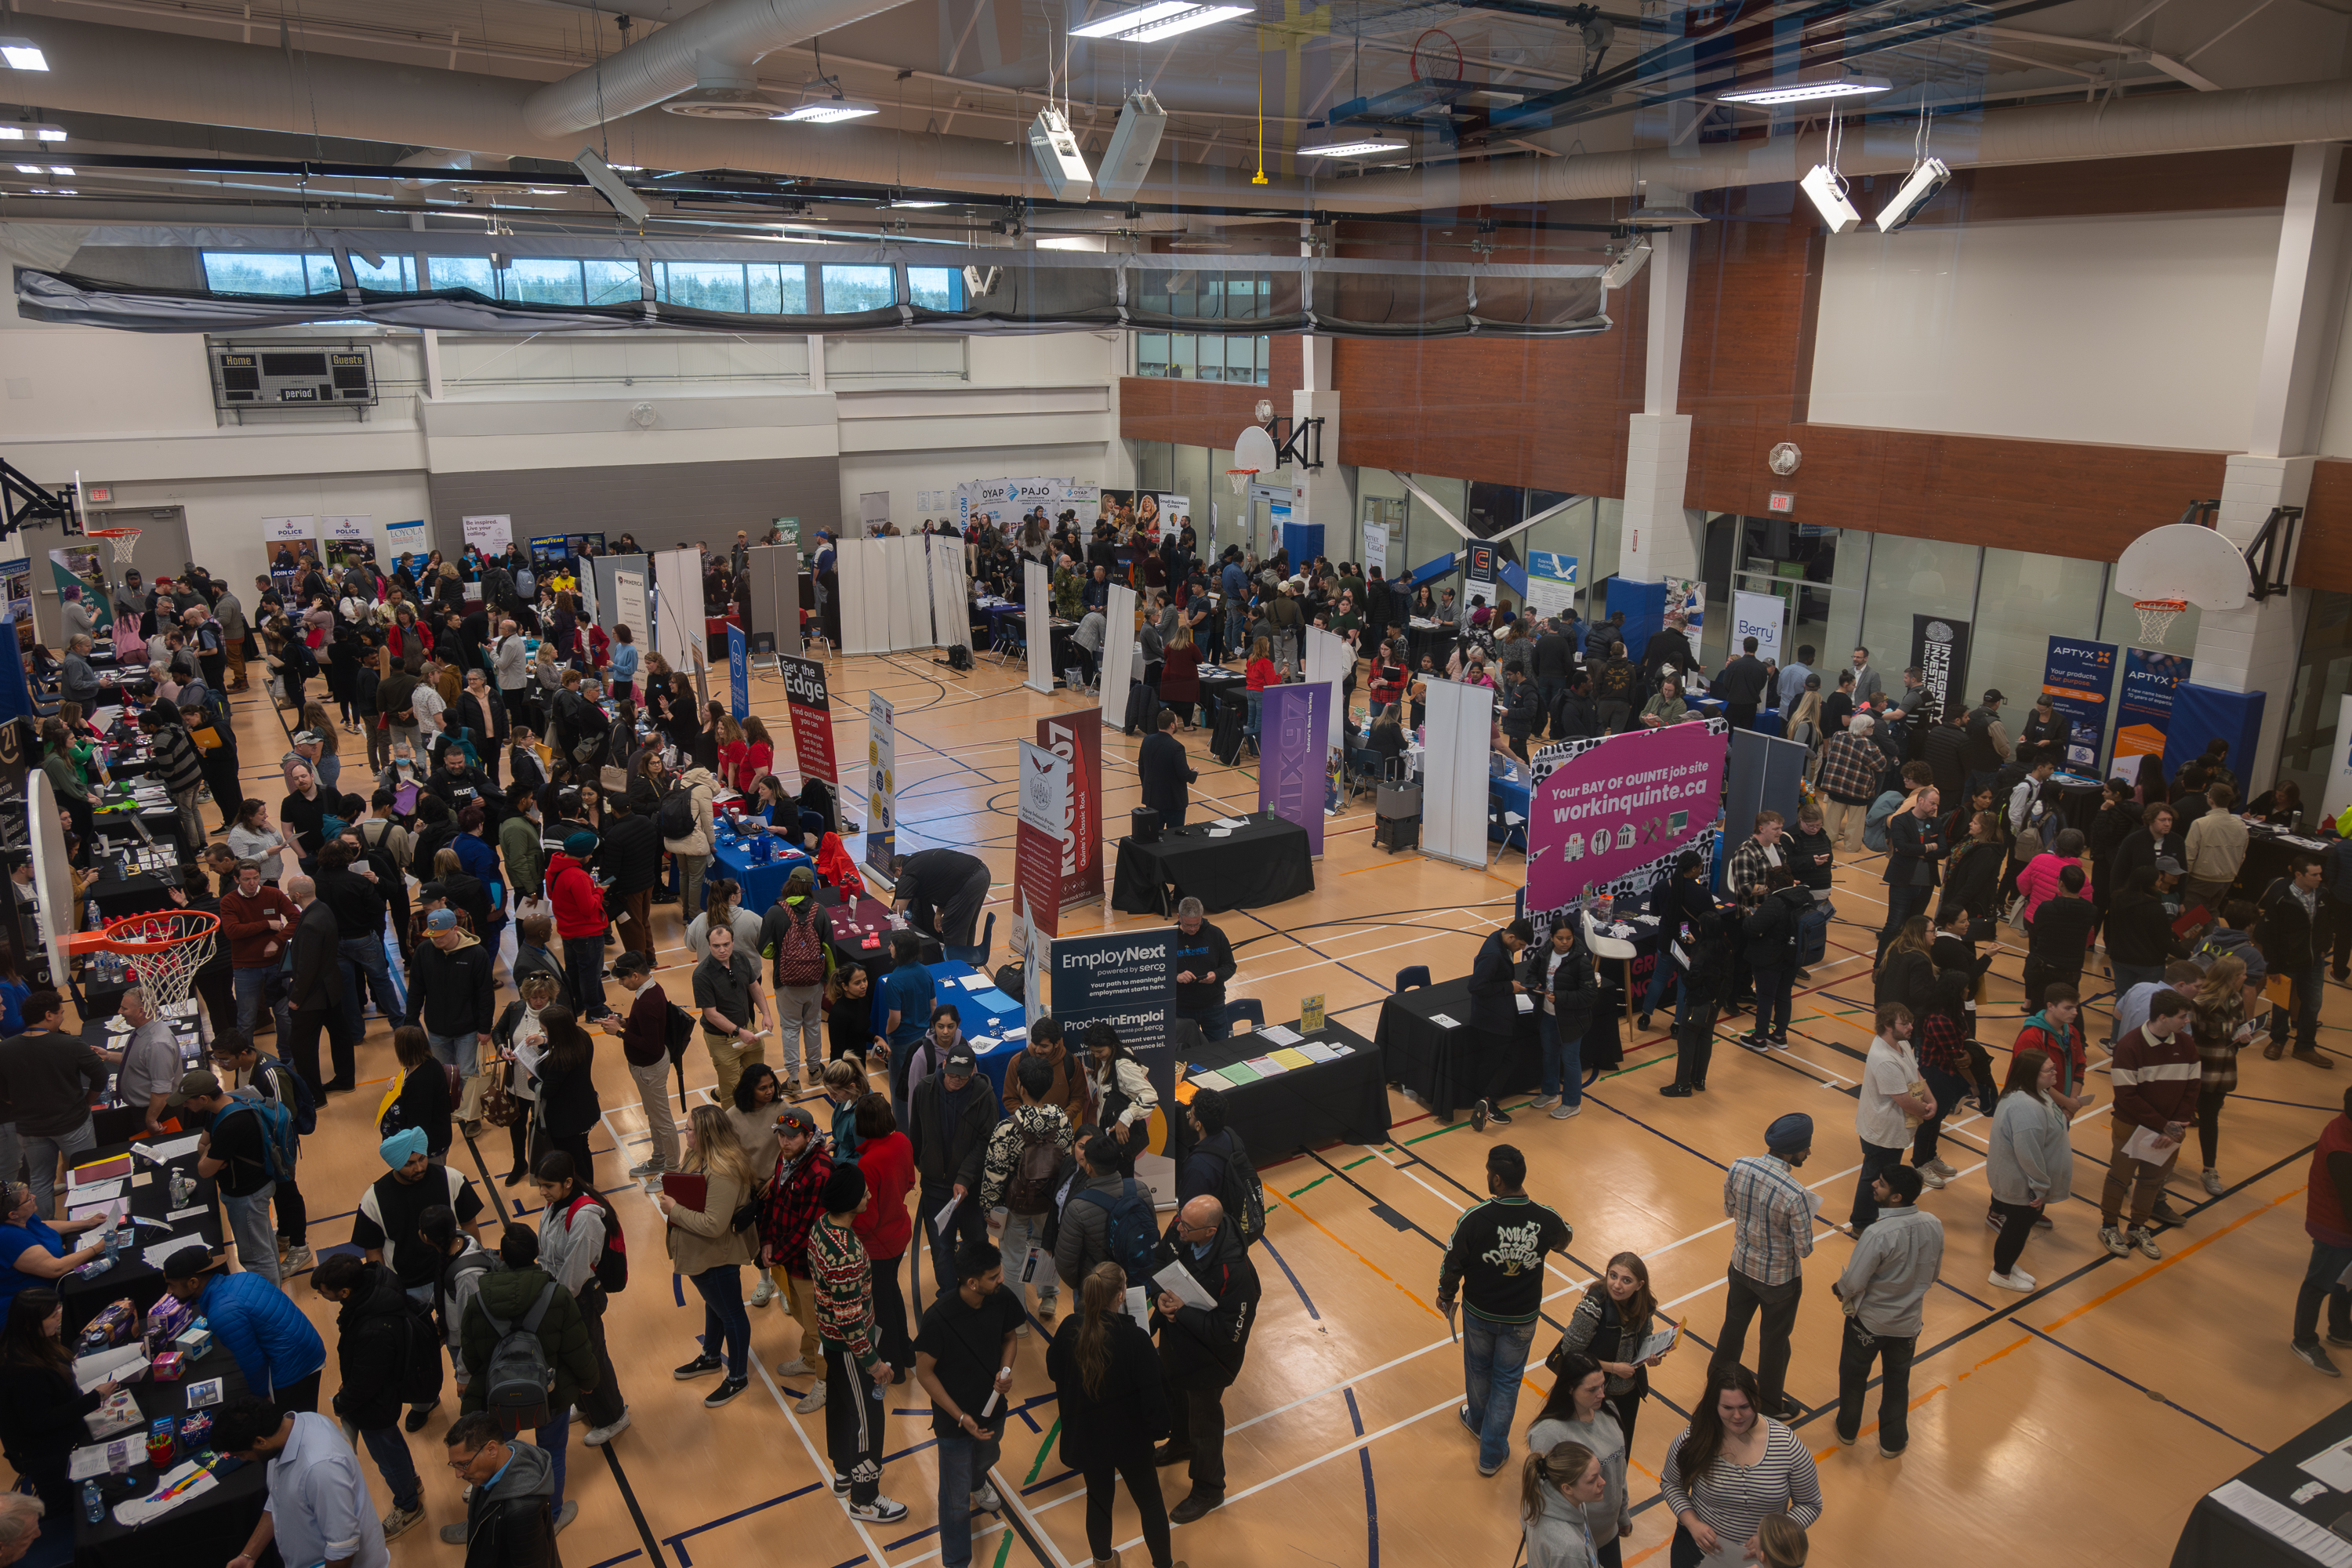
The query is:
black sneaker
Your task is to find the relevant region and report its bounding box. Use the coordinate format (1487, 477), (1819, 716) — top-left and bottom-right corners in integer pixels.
(1469, 1100), (1490, 1132)
(702, 1374), (750, 1408)
(1660, 1083), (1693, 1098)
(403, 1402), (437, 1433)
(1487, 1105), (1514, 1127)
(672, 1353), (724, 1381)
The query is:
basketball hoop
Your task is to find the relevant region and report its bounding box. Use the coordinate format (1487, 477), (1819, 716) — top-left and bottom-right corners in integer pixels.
(85, 528), (142, 570)
(2132, 598), (2187, 644)
(66, 909), (218, 1011)
(1225, 468), (1258, 498)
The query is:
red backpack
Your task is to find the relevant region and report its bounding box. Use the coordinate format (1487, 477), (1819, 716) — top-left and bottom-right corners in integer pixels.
(774, 901), (826, 989)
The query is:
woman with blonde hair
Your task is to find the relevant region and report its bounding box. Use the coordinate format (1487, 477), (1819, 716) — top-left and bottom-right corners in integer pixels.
(656, 1102), (757, 1406)
(1755, 1516), (1808, 1568)
(1046, 1262), (1174, 1568)
(2190, 953), (2251, 1195)
(1519, 1440), (1606, 1568)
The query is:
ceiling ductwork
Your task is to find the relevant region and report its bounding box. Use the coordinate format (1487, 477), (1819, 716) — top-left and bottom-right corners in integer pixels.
(520, 0), (916, 138)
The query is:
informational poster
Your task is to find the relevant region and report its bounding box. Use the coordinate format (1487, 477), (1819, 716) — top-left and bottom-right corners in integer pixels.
(1526, 721), (1729, 913)
(1050, 928), (1177, 1151)
(1362, 518), (1389, 576)
(321, 514), (372, 542)
(260, 515), (318, 543)
(1258, 681), (1330, 855)
(383, 520), (426, 569)
(614, 570), (650, 658)
(771, 517), (799, 547)
(463, 514), (514, 554)
(1056, 483), (1100, 530)
(1731, 590), (1785, 666)
(864, 690), (896, 875)
(1022, 559), (1054, 697)
(2112, 647), (2192, 780)
(1465, 542), (1498, 622)
(780, 652), (839, 794)
(726, 622), (750, 722)
(0, 715), (45, 987)
(0, 560), (30, 624)
(2042, 636), (2119, 773)
(46, 547), (110, 634)
(1014, 740), (1069, 942)
(1526, 551), (1578, 619)
(1909, 614), (1972, 726)
(1039, 710), (1104, 911)
(1158, 494), (1192, 539)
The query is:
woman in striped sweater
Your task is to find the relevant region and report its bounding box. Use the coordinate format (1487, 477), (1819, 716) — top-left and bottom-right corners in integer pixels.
(1658, 1364), (1822, 1568)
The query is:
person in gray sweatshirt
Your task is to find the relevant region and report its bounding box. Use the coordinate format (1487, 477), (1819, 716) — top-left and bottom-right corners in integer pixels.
(1831, 1163), (1944, 1458)
(1518, 1439), (1607, 1568)
(444, 1411), (561, 1568)
(1987, 1047), (2076, 1293)
(1525, 1351), (1627, 1559)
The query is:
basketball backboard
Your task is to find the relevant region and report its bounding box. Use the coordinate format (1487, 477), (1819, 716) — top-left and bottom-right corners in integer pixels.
(2114, 522), (2249, 612)
(1233, 424), (1279, 474)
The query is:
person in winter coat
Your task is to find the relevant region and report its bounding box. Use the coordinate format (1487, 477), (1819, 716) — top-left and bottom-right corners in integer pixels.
(1527, 920), (1602, 1117)
(663, 765), (720, 921)
(2188, 956), (2252, 1198)
(1935, 811), (2005, 928)
(404, 908), (497, 1116)
(1740, 869), (1815, 1053)
(1520, 1432), (1613, 1568)
(310, 1253), (431, 1541)
(850, 1094), (916, 1370)
(659, 1104), (759, 1406)
(1659, 909), (1733, 1098)
(531, 1152), (628, 1446)
(1151, 1195), (1262, 1523)
(1083, 1022), (1159, 1173)
(757, 1106), (835, 1415)
(1815, 716), (1886, 851)
(2109, 800), (2185, 911)
(909, 1046), (1000, 1302)
(459, 1226), (600, 1527)
(1986, 1048), (2074, 1291)
(2256, 851), (2334, 1069)
(1047, 1262), (1174, 1568)
(1003, 1015), (1094, 1125)
(2109, 863), (2194, 993)
(444, 1412), (561, 1568)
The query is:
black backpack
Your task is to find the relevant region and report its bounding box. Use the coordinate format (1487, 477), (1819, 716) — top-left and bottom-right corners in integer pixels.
(656, 782), (697, 840)
(481, 1281), (560, 1431)
(1204, 1137), (1266, 1245)
(390, 1284), (445, 1405)
(946, 644), (974, 672)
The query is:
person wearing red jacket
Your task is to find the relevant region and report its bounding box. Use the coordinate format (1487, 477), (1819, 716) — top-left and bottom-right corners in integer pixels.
(2102, 989), (2198, 1261)
(219, 858), (300, 1044)
(852, 1094), (917, 1377)
(2292, 1087), (2352, 1374)
(545, 831), (612, 1024)
(758, 1105), (836, 1416)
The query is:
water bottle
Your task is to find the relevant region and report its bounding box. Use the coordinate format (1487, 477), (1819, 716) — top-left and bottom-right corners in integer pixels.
(82, 1479), (102, 1524)
(85, 898), (103, 932)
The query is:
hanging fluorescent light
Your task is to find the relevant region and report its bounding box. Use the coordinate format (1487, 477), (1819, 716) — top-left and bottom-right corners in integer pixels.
(1298, 137), (1410, 157)
(776, 80), (878, 122)
(1719, 72), (1891, 106)
(1799, 163), (1861, 234)
(1073, 2), (1247, 42)
(47, 165), (70, 176)
(11, 165), (34, 173)
(0, 125), (64, 143)
(1599, 239), (1652, 290)
(1875, 155), (1948, 233)
(891, 198), (948, 208)
(1028, 107), (1094, 202)
(0, 38), (49, 71)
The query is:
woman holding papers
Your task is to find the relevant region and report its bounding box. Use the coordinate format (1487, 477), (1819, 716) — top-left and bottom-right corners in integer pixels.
(1548, 1254), (1671, 1448)
(1085, 1022), (1159, 1175)
(0, 1287), (114, 1526)
(656, 1105), (758, 1407)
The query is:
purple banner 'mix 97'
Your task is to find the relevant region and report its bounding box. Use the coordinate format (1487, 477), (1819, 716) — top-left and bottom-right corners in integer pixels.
(1526, 724), (1726, 909)
(1257, 682), (1330, 855)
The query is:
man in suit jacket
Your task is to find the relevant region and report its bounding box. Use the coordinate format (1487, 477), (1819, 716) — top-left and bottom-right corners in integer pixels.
(282, 873), (354, 1097)
(1878, 788), (1946, 964)
(1713, 636), (1773, 729)
(1138, 710), (1198, 829)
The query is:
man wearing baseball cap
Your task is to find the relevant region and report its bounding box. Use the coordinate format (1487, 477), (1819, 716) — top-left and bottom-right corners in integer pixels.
(909, 1045), (1000, 1301)
(401, 909), (496, 1117)
(172, 1069), (286, 1286)
(159, 1243), (327, 1412)
(1712, 1113), (1817, 1421)
(756, 1104), (835, 1414)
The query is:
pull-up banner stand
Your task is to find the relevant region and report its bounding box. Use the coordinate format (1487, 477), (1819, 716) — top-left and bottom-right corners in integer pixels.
(1023, 559), (1054, 695)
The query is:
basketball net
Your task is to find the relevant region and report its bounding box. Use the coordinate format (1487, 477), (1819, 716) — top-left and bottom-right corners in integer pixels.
(67, 909), (218, 1010)
(86, 528), (143, 569)
(2132, 598), (2186, 645)
(1225, 467), (1258, 498)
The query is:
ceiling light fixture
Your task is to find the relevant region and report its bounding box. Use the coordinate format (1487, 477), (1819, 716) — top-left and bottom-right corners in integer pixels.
(1298, 137), (1410, 157)
(776, 78), (878, 122)
(572, 145), (650, 225)
(1096, 91), (1167, 201)
(12, 164), (34, 173)
(1719, 71), (1891, 106)
(891, 198), (948, 208)
(47, 166), (70, 176)
(1599, 239), (1652, 291)
(1798, 103), (1860, 234)
(1073, 2), (1247, 42)
(0, 38), (49, 71)
(1875, 106), (1947, 234)
(1029, 107), (1094, 202)
(0, 125), (65, 143)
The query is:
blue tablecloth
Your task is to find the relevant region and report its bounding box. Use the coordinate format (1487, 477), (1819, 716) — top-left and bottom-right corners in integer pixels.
(1490, 773), (1530, 847)
(869, 960), (1029, 1096)
(1692, 699), (1783, 737)
(710, 832), (815, 914)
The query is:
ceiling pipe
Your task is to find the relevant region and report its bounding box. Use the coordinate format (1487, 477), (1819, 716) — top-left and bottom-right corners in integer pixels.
(520, 0), (921, 137)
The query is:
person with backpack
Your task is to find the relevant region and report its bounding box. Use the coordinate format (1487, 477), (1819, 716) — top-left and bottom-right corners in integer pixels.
(158, 1245), (327, 1412)
(1437, 1143), (1575, 1479)
(1150, 1192), (1262, 1525)
(910, 1045), (1001, 1305)
(532, 1152), (630, 1447)
(980, 1054), (1077, 1333)
(759, 865), (834, 1095)
(207, 1030), (318, 1274)
(1055, 1131), (1158, 1289)
(1174, 1087), (1256, 1225)
(418, 1205), (495, 1403)
(171, 1069), (295, 1286)
(458, 1226), (597, 1535)
(661, 760), (720, 920)
(310, 1251), (435, 1542)
(353, 1128), (489, 1428)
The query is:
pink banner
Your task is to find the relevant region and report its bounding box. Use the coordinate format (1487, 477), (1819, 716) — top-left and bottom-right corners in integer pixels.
(1526, 724), (1726, 909)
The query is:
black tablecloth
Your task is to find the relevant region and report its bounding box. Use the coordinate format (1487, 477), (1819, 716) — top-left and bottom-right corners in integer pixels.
(59, 1138), (224, 1337)
(826, 895), (944, 980)
(2241, 826), (2325, 909)
(88, 867), (179, 922)
(1172, 1019), (1388, 1167)
(2049, 775), (2107, 834)
(1373, 975), (1543, 1120)
(1111, 812), (1315, 916)
(2172, 1399), (2352, 1568)
(77, 1347), (268, 1568)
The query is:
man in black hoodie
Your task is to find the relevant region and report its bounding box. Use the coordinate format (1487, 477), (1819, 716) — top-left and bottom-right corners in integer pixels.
(311, 1252), (433, 1542)
(1741, 868), (1816, 1052)
(1151, 1194), (1261, 1524)
(909, 1045), (1000, 1298)
(443, 1411), (561, 1568)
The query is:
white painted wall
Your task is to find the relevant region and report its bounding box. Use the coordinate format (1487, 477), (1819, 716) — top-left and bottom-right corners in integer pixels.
(1808, 210), (2281, 452)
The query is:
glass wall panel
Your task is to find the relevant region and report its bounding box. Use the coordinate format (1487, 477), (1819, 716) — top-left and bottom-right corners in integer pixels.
(1971, 549), (2110, 739)
(583, 260), (640, 306)
(426, 256), (495, 296)
(907, 267), (965, 310)
(746, 263), (808, 314)
(2278, 592), (2352, 810)
(821, 264), (895, 314)
(201, 252), (339, 295)
(503, 259), (583, 306)
(1858, 535), (1976, 701)
(1592, 499), (1625, 621)
(349, 253), (419, 291)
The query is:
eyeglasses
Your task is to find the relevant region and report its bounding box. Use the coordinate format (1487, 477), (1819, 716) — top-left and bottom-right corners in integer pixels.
(445, 1453), (485, 1472)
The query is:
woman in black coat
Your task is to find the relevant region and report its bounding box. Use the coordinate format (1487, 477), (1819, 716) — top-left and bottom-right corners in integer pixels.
(530, 1005), (601, 1178)
(0, 1288), (107, 1526)
(1047, 1263), (1174, 1568)
(2107, 863), (2193, 992)
(1936, 810), (2007, 928)
(2109, 799), (2184, 901)
(383, 1023), (455, 1158)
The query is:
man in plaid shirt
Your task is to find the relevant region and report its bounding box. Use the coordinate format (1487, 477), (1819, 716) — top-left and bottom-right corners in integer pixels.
(1817, 713), (1887, 852)
(757, 1105), (834, 1416)
(1713, 1113), (1817, 1421)
(1723, 811), (1788, 1014)
(810, 1163), (909, 1523)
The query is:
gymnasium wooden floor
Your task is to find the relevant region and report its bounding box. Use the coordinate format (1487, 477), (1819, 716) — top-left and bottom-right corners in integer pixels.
(97, 648), (2350, 1568)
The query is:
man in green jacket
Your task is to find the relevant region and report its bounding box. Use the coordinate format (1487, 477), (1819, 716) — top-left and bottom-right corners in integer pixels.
(455, 1226), (600, 1536)
(499, 781), (545, 900)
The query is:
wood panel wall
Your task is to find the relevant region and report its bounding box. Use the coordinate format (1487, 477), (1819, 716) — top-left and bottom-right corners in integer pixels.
(1117, 336), (1301, 449)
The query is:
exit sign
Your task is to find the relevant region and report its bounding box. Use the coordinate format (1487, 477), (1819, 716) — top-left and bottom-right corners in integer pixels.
(1767, 491), (1795, 514)
(85, 485), (111, 503)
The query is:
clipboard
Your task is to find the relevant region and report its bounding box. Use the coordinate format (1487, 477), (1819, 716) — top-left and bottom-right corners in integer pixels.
(660, 1172), (709, 1212)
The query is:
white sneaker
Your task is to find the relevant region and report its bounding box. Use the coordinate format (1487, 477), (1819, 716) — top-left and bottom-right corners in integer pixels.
(1916, 1166), (1947, 1189)
(750, 1276), (776, 1308)
(849, 1495), (910, 1524)
(795, 1381), (827, 1414)
(282, 1246), (314, 1273)
(775, 1358), (813, 1378)
(1548, 1103), (1580, 1120)
(583, 1409), (632, 1446)
(2201, 1168), (2224, 1196)
(973, 1482), (1003, 1513)
(1987, 1269), (2036, 1293)
(1926, 1159), (1959, 1181)
(553, 1502), (579, 1534)
(1528, 1094), (1559, 1110)
(1014, 1320), (1032, 1337)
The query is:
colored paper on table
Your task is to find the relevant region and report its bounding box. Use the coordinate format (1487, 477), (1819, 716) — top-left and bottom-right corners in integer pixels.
(1245, 1054), (1285, 1076)
(1298, 995), (1326, 1033)
(1298, 1042), (1342, 1063)
(1269, 1048), (1313, 1070)
(1257, 1024), (1305, 1046)
(70, 1158), (132, 1186)
(1218, 1062), (1262, 1086)
(1188, 1069), (1232, 1093)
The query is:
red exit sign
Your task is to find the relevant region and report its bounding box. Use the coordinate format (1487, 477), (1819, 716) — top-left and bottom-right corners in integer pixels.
(85, 485), (111, 503)
(1767, 492), (1795, 514)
